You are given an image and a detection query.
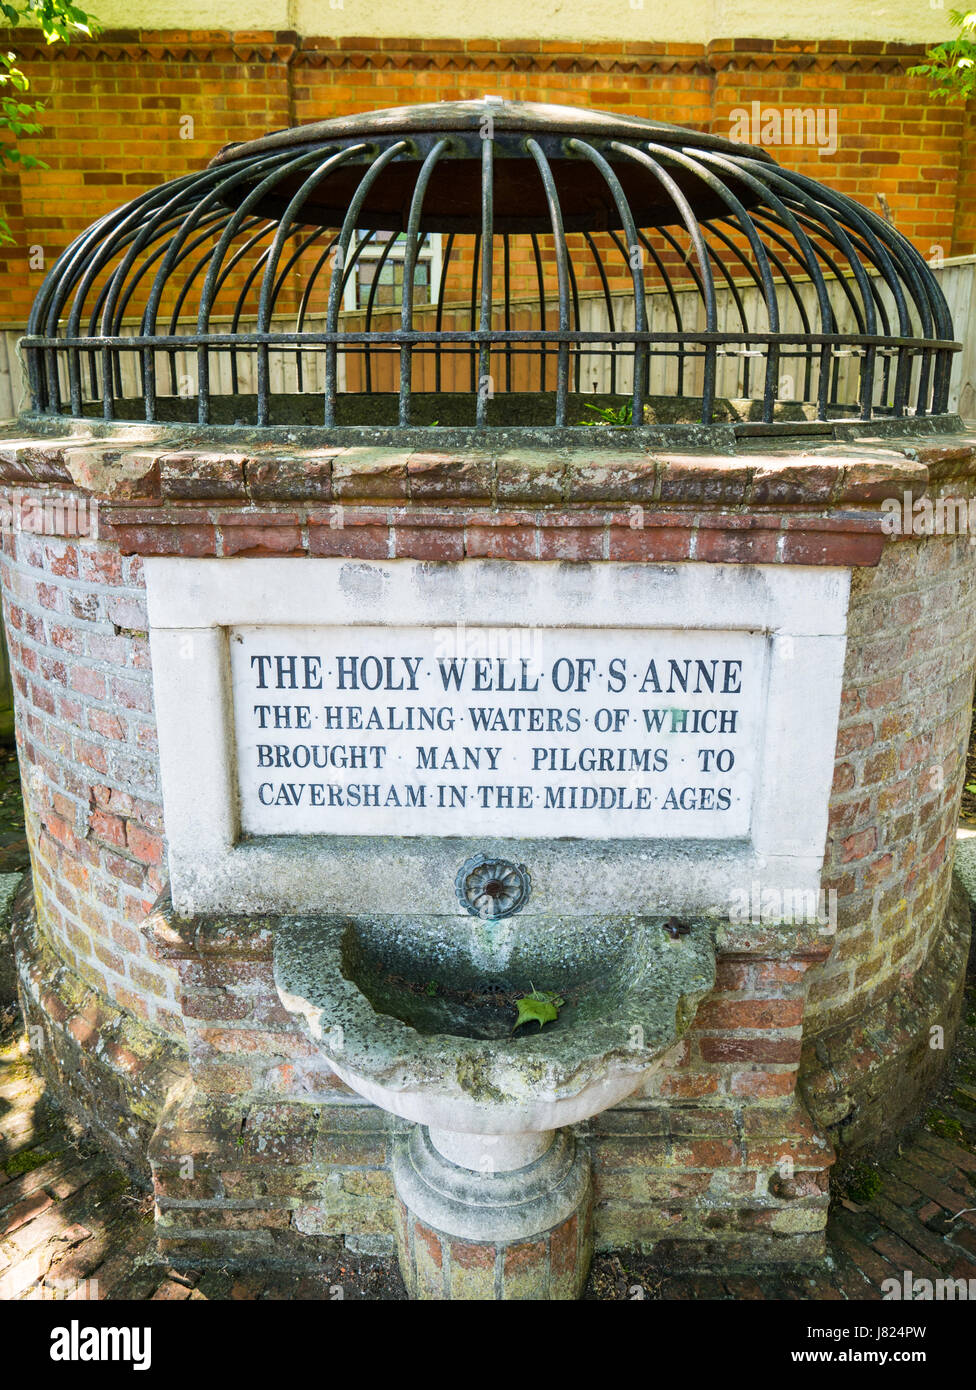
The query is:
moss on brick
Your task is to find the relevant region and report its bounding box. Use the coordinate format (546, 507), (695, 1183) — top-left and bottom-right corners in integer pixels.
(835, 1160), (884, 1205)
(5, 1147), (57, 1176)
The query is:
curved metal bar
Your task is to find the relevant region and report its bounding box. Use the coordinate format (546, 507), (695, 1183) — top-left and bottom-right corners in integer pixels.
(748, 216), (849, 410)
(90, 180), (227, 417)
(851, 200), (952, 412)
(27, 212), (119, 403)
(742, 213), (842, 326)
(78, 207), (231, 402)
(138, 149), (312, 420)
(23, 122), (959, 430)
(654, 223), (709, 397)
(271, 225), (331, 318)
(322, 139), (410, 425)
(583, 231), (618, 395)
(361, 232), (398, 394)
(526, 138), (572, 425)
(222, 225), (294, 396)
(748, 209), (880, 409)
(565, 244), (583, 395)
(434, 231), (455, 393)
(260, 224), (331, 394)
(47, 179), (204, 412)
(270, 231), (343, 393)
(194, 146), (341, 423)
(744, 162), (917, 414)
(85, 210), (222, 338)
(144, 216), (241, 401)
(156, 225), (241, 396)
(139, 211), (304, 404)
(851, 199), (942, 333)
(319, 225), (380, 393)
(100, 167), (284, 418)
(613, 142), (722, 420)
(738, 236), (813, 401)
(477, 134), (494, 426)
(754, 203), (897, 411)
(692, 150), (839, 416)
(468, 232), (481, 394)
(645, 144), (781, 420)
(530, 232), (548, 392)
(503, 233), (512, 395)
(256, 143), (367, 422)
(60, 221), (110, 408)
(790, 210), (899, 352)
(613, 228), (687, 396)
(398, 138), (452, 425)
(139, 159), (288, 343)
(30, 203), (115, 338)
(60, 176), (203, 337)
(792, 204), (907, 414)
(711, 156), (881, 418)
(568, 139), (649, 419)
(297, 235), (343, 339)
(696, 223), (765, 398)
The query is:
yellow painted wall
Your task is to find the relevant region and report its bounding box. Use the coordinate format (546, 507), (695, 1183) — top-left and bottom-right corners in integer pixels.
(64, 0), (957, 44)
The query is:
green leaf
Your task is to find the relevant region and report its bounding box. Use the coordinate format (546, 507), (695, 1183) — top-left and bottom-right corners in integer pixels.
(512, 985), (565, 1033)
(580, 400), (634, 427)
(0, 1), (100, 162)
(909, 9), (976, 98)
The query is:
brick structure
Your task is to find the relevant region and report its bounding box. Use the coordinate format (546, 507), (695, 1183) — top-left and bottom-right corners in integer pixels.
(141, 894), (834, 1269)
(2, 418), (974, 1274)
(396, 1200), (592, 1301)
(0, 507), (177, 1030)
(0, 31), (973, 334)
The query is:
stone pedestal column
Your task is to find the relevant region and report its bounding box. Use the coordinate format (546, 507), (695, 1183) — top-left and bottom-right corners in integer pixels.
(393, 1126), (593, 1300)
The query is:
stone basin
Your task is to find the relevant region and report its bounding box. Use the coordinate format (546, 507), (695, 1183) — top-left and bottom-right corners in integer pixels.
(273, 913), (717, 1137)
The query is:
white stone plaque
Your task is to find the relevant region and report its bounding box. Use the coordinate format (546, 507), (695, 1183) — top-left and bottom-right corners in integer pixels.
(229, 624), (764, 839)
(146, 557), (850, 916)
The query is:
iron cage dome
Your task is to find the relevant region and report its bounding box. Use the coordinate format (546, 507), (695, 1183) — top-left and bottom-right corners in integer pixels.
(22, 99), (960, 439)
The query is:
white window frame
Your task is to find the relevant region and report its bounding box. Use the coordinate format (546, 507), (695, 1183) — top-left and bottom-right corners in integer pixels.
(342, 231), (443, 314)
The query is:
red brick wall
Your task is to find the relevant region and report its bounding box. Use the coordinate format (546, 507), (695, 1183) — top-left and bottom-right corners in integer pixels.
(0, 498), (180, 1033)
(0, 31), (972, 327)
(810, 526), (976, 1033)
(2, 431), (974, 1054)
(951, 103), (976, 255)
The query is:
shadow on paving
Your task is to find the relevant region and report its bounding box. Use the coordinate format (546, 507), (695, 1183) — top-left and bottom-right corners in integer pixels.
(0, 1012), (408, 1301)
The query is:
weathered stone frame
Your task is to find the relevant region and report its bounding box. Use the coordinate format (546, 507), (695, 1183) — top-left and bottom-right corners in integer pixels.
(145, 555), (850, 919)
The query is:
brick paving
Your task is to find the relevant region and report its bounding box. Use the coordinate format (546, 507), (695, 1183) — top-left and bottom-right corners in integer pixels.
(0, 746), (28, 877)
(0, 1022), (410, 1301)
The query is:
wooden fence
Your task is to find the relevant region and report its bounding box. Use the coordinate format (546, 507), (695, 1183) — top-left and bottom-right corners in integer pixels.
(4, 254), (974, 421)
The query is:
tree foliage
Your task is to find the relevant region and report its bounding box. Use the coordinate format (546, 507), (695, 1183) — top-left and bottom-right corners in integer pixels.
(1, 1), (100, 243)
(909, 9), (976, 100)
